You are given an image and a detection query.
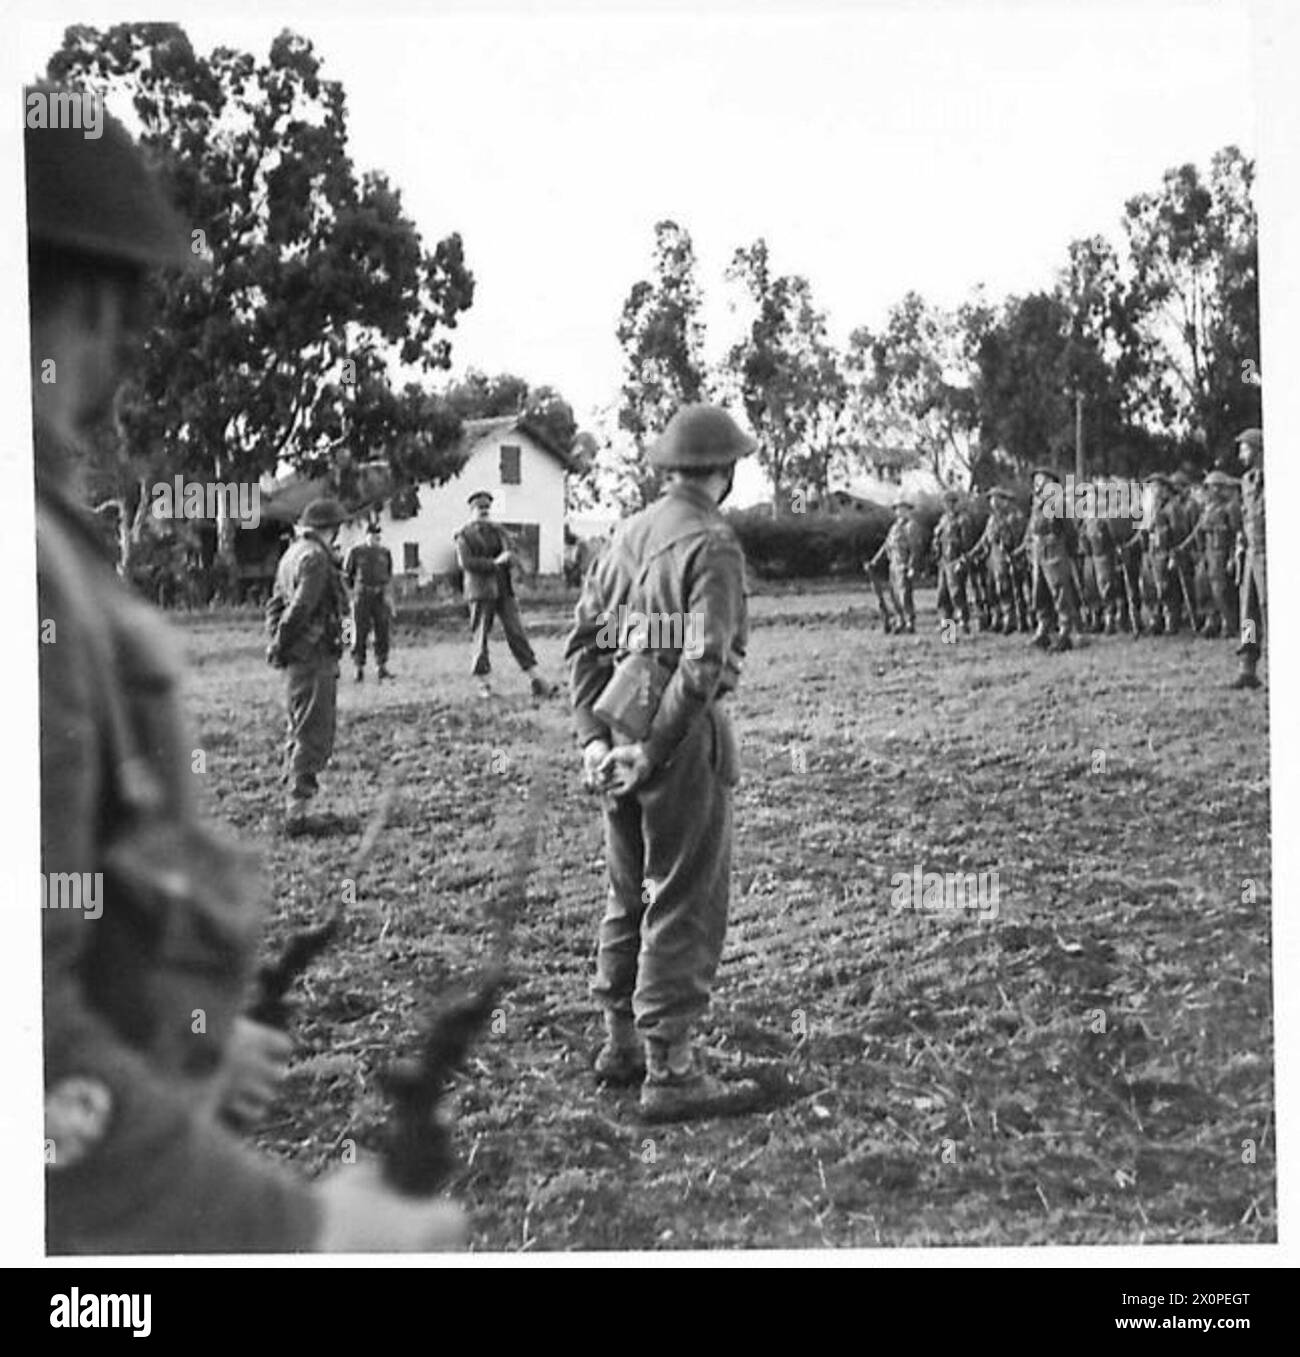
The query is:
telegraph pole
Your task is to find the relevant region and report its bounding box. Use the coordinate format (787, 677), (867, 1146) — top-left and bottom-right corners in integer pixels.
(1074, 390), (1085, 482)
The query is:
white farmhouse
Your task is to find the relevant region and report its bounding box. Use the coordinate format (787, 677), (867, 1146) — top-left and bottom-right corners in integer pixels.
(337, 415), (574, 582)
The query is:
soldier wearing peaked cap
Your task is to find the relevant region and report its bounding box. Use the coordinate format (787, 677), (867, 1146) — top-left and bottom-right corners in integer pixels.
(455, 488), (557, 699)
(1232, 428), (1267, 687)
(566, 405), (762, 1121)
(29, 92), (464, 1253)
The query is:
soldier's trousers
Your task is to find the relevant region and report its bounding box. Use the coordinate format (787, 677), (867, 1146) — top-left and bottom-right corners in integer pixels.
(1202, 562), (1236, 636)
(1085, 555), (1122, 628)
(935, 559), (970, 623)
(987, 555), (1020, 628)
(887, 563), (915, 626)
(351, 588), (390, 667)
(283, 656), (339, 798)
(1146, 552), (1184, 629)
(592, 705), (738, 1046)
(1239, 547), (1267, 655)
(468, 594), (537, 676)
(1032, 556), (1080, 636)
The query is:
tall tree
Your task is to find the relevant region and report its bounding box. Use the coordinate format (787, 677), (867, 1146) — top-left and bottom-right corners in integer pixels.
(724, 238), (839, 511)
(614, 220), (709, 510)
(48, 24), (475, 567)
(1123, 146), (1261, 455)
(847, 292), (980, 487)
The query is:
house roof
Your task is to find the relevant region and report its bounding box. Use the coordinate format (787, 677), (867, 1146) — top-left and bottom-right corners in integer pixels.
(458, 415), (578, 471)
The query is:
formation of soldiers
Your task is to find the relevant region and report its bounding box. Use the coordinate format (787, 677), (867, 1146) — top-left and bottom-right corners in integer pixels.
(865, 441), (1266, 683)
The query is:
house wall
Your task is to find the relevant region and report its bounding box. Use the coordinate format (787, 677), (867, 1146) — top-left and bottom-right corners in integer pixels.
(337, 428), (567, 580)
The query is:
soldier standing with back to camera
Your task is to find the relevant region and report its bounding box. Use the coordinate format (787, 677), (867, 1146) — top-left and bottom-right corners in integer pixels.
(344, 520), (395, 682)
(29, 92), (463, 1252)
(566, 405), (762, 1122)
(1231, 427), (1266, 689)
(266, 498), (351, 830)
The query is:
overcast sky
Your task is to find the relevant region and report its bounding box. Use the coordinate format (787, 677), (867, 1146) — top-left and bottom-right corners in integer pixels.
(16, 0), (1258, 440)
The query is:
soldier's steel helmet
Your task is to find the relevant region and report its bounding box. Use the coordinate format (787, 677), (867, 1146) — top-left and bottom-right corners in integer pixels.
(1032, 466), (1062, 483)
(989, 487), (1014, 500)
(366, 521), (382, 536)
(300, 498), (348, 529)
(1169, 470), (1193, 488)
(25, 85), (196, 272)
(648, 405), (757, 469)
(1236, 427), (1263, 450)
(467, 489), (493, 507)
(895, 498), (914, 510)
(942, 488), (959, 501)
(1144, 472), (1171, 487)
(1204, 470), (1236, 488)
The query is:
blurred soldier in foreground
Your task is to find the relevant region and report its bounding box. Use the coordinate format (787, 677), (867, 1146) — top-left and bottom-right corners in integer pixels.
(1175, 470), (1240, 639)
(566, 405), (761, 1122)
(1018, 467), (1081, 651)
(932, 489), (973, 634)
(266, 498), (350, 829)
(865, 500), (921, 633)
(30, 94), (463, 1252)
(344, 521), (395, 681)
(455, 490), (557, 700)
(1232, 427), (1266, 689)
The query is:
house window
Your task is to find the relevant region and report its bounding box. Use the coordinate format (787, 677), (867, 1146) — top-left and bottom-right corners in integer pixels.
(500, 444), (521, 486)
(403, 542), (420, 572)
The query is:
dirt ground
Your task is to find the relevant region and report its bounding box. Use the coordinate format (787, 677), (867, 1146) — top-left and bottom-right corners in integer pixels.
(181, 585), (1274, 1250)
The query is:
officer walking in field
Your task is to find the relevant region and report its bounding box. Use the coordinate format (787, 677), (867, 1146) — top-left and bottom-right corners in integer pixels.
(566, 404), (762, 1122)
(344, 520), (395, 681)
(29, 90), (463, 1252)
(1232, 427), (1267, 689)
(266, 499), (351, 829)
(455, 490), (557, 700)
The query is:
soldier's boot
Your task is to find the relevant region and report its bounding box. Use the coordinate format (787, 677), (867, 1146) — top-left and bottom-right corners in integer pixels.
(1199, 617), (1221, 640)
(1230, 646), (1262, 690)
(640, 1041), (763, 1124)
(1050, 630), (1074, 653)
(593, 1012), (645, 1086)
(477, 677), (494, 699)
(1029, 625), (1052, 650)
(284, 793), (313, 833)
(354, 665), (364, 682)
(528, 669), (557, 700)
(377, 663), (393, 680)
(1104, 613), (1118, 636)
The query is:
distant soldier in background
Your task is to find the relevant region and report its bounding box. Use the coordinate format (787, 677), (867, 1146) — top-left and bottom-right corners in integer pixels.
(344, 521), (394, 681)
(964, 494), (994, 631)
(455, 490), (557, 700)
(1175, 470), (1240, 639)
(932, 489), (973, 634)
(1126, 474), (1180, 635)
(1167, 470), (1201, 631)
(1077, 490), (1124, 635)
(266, 499), (351, 828)
(971, 488), (1029, 633)
(1232, 427), (1266, 689)
(869, 499), (923, 633)
(1019, 466), (1081, 651)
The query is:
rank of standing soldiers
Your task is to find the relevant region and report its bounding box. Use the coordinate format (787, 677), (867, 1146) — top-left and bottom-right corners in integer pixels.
(865, 431), (1265, 688)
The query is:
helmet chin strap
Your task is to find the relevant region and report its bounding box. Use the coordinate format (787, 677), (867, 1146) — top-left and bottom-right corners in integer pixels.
(717, 465), (737, 507)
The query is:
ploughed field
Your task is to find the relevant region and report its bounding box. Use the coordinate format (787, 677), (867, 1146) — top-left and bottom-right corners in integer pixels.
(181, 584), (1273, 1249)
